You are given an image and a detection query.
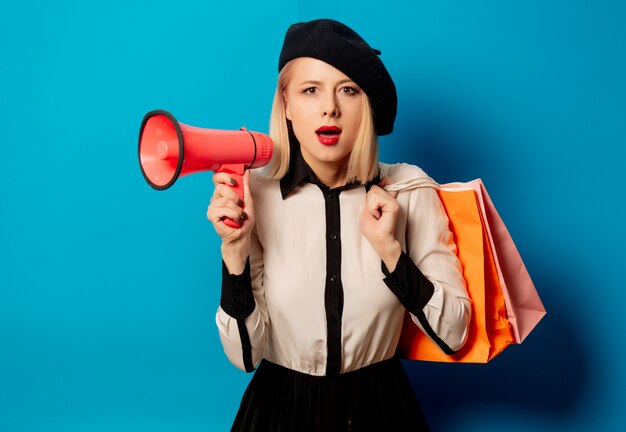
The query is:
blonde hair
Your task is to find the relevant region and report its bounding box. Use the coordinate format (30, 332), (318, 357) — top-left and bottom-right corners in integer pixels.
(266, 59), (379, 184)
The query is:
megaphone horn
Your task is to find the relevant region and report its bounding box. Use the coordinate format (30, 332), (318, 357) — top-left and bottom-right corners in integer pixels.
(138, 109), (273, 228)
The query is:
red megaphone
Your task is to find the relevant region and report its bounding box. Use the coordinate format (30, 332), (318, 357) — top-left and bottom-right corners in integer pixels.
(138, 109), (273, 228)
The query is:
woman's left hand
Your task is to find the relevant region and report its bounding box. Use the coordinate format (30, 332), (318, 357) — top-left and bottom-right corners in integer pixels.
(360, 178), (402, 268)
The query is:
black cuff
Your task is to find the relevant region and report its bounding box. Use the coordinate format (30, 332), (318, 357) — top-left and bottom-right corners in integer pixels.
(382, 251), (435, 314)
(220, 258), (255, 320)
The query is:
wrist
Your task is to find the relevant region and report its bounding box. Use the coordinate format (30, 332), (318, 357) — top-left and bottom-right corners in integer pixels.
(377, 239), (402, 272)
(221, 243), (249, 274)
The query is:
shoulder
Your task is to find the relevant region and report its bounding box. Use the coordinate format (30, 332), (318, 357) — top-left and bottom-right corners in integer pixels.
(378, 162), (439, 191)
(379, 161), (429, 181)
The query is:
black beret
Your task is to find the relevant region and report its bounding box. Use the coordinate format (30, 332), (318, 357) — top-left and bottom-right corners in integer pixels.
(278, 19), (397, 136)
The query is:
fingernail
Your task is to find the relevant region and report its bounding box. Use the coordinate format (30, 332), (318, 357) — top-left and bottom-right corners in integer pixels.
(230, 177), (237, 186)
(237, 198), (244, 207)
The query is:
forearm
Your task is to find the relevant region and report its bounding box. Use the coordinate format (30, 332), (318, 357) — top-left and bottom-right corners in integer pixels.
(382, 250), (436, 314)
(383, 249), (469, 354)
(221, 242), (249, 275)
(377, 239), (402, 273)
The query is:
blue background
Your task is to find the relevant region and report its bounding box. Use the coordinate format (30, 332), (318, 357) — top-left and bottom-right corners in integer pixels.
(1, 0), (624, 430)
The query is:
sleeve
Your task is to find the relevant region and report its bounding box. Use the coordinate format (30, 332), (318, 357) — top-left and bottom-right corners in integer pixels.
(384, 186), (471, 354)
(215, 226), (269, 372)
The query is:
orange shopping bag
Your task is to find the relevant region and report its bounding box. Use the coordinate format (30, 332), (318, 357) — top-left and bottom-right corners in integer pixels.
(399, 182), (517, 363)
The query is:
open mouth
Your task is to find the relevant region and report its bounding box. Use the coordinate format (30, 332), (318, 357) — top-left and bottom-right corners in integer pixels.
(316, 126), (342, 138)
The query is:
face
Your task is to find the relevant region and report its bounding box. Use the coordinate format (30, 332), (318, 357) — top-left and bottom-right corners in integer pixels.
(282, 57), (364, 173)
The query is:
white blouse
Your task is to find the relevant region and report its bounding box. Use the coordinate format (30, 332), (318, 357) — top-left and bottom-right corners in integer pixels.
(215, 152), (471, 376)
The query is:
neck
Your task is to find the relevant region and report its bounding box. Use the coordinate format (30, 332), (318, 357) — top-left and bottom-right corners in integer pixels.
(300, 151), (349, 189)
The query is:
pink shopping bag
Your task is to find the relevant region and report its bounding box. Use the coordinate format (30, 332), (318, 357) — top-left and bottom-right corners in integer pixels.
(442, 180), (546, 343)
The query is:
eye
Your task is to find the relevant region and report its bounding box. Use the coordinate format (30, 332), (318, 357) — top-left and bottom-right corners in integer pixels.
(302, 87), (318, 94)
(340, 86), (359, 96)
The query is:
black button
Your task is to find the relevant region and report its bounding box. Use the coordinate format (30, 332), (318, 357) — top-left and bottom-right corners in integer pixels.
(327, 192), (335, 199)
(330, 315), (337, 324)
(330, 275), (337, 282)
(329, 233), (337, 240)
(233, 287), (241, 295)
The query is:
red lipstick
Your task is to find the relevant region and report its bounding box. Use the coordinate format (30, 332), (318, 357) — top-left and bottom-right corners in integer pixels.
(316, 126), (342, 146)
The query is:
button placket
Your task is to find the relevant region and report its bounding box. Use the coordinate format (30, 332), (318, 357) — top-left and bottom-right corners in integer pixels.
(320, 186), (344, 375)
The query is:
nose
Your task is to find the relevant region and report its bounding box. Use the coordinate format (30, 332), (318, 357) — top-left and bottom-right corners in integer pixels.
(322, 93), (339, 118)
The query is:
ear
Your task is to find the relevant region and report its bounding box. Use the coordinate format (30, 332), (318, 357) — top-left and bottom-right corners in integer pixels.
(282, 89), (292, 121)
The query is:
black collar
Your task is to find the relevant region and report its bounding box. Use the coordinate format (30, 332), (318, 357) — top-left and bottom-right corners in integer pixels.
(279, 144), (381, 199)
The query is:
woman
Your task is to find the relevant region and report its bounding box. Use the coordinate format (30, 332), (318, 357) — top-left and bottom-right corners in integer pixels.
(207, 18), (471, 431)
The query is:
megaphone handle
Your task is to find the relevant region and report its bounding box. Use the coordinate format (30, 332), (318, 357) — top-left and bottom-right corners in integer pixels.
(218, 163), (245, 229)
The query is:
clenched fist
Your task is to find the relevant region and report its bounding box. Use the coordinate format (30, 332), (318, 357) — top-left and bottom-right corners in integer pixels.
(206, 170), (255, 274)
(360, 178), (402, 271)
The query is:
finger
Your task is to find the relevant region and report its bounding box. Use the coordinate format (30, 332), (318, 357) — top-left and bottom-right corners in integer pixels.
(215, 183), (242, 202)
(361, 199), (380, 221)
(365, 193), (384, 220)
(385, 188), (399, 199)
(213, 172), (238, 187)
(367, 189), (398, 217)
(369, 184), (395, 199)
(377, 177), (390, 187)
(367, 187), (392, 207)
(374, 193), (399, 214)
(210, 191), (244, 208)
(206, 207), (225, 225)
(209, 197), (242, 213)
(207, 205), (244, 225)
(375, 179), (399, 199)
(369, 208), (381, 220)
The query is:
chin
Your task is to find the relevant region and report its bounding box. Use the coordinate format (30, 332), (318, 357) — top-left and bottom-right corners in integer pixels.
(312, 142), (350, 159)
(297, 132), (352, 164)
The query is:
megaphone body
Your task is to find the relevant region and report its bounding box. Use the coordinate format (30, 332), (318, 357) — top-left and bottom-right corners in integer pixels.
(138, 110), (273, 228)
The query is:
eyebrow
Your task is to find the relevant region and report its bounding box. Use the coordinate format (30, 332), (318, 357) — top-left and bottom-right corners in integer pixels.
(298, 79), (356, 86)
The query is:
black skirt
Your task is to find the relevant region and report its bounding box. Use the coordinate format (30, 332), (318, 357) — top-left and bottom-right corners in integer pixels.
(231, 357), (429, 432)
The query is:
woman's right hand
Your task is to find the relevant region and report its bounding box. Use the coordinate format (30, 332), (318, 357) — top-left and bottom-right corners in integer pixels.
(206, 170), (255, 272)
